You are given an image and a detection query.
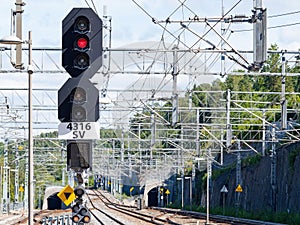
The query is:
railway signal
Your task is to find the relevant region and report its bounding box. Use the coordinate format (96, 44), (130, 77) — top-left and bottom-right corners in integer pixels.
(72, 203), (91, 223)
(71, 186), (91, 223)
(61, 8), (103, 79)
(59, 7), (102, 170)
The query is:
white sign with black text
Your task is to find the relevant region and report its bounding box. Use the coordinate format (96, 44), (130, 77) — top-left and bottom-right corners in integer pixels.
(58, 122), (100, 140)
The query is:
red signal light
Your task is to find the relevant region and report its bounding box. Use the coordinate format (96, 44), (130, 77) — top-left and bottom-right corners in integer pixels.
(77, 37), (88, 49)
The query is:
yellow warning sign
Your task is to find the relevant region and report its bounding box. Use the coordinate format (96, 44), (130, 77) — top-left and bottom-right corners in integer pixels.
(57, 185), (75, 206)
(235, 184), (243, 192)
(19, 186), (24, 192)
(165, 189), (170, 195)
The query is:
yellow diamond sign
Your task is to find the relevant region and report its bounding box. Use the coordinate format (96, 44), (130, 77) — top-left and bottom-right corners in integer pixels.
(57, 185), (75, 206)
(165, 189), (170, 195)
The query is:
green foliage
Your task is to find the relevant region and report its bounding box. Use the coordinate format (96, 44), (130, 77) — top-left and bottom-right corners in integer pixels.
(168, 204), (300, 224)
(208, 207), (300, 225)
(211, 166), (234, 181)
(241, 154), (262, 167)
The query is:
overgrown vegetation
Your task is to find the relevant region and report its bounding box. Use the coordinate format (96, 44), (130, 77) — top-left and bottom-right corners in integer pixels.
(168, 201), (300, 224)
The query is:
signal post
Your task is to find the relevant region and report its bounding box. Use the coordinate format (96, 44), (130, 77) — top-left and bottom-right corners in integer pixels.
(58, 8), (102, 224)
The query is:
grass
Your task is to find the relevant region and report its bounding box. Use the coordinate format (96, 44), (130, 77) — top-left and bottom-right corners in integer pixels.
(173, 204), (300, 225)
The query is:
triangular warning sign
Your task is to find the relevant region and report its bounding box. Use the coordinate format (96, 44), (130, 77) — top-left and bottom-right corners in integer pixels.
(19, 186), (24, 192)
(235, 184), (243, 192)
(220, 185), (228, 193)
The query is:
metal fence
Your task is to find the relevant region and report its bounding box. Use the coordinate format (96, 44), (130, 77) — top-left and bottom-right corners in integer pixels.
(41, 215), (76, 225)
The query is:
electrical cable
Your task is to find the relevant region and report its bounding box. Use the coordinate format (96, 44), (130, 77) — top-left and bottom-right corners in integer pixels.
(173, 0), (245, 72)
(268, 10), (300, 18)
(90, 0), (98, 15)
(167, 0), (188, 20)
(132, 0), (247, 83)
(234, 21), (300, 33)
(268, 22), (300, 29)
(83, 0), (92, 9)
(234, 8), (300, 33)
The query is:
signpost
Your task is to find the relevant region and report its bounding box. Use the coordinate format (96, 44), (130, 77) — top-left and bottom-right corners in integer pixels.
(130, 187), (134, 196)
(59, 8), (102, 224)
(165, 189), (170, 206)
(220, 185), (228, 215)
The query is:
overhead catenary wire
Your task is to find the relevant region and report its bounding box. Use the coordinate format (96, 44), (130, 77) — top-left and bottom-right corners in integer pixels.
(83, 0), (92, 9)
(132, 0), (246, 74)
(234, 21), (300, 33)
(83, 0), (98, 15)
(234, 9), (300, 33)
(268, 10), (300, 18)
(90, 0), (98, 15)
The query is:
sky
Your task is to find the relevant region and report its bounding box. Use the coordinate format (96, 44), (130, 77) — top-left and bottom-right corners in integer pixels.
(0, 0), (299, 94)
(0, 0), (299, 134)
(0, 0), (299, 50)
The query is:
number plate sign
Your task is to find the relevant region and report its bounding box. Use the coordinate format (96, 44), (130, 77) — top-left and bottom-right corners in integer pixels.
(58, 122), (100, 139)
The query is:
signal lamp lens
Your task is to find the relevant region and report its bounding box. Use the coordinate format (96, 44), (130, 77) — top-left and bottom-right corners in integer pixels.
(74, 187), (85, 197)
(72, 215), (80, 223)
(71, 87), (86, 104)
(75, 16), (89, 33)
(80, 208), (88, 214)
(71, 105), (86, 121)
(74, 53), (89, 70)
(72, 204), (80, 212)
(77, 37), (88, 49)
(83, 216), (91, 223)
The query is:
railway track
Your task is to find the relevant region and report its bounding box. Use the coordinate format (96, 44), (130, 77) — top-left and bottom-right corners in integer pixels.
(152, 207), (287, 225)
(87, 189), (182, 224)
(6, 189), (285, 225)
(87, 189), (287, 225)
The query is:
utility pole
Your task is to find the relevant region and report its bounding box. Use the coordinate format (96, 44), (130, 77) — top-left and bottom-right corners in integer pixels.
(262, 109), (266, 156)
(196, 109), (200, 170)
(253, 0), (267, 70)
(235, 141), (242, 213)
(281, 53), (287, 129)
(121, 130), (124, 162)
(206, 149), (212, 224)
(181, 126), (184, 208)
(150, 111), (155, 167)
(188, 70), (192, 110)
(220, 0), (226, 76)
(138, 124), (142, 175)
(270, 128), (277, 211)
(14, 0), (24, 69)
(28, 30), (34, 225)
(172, 45), (179, 127)
(226, 89), (232, 148)
(14, 142), (19, 205)
(2, 139), (9, 214)
(23, 151), (28, 209)
(220, 129), (224, 165)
